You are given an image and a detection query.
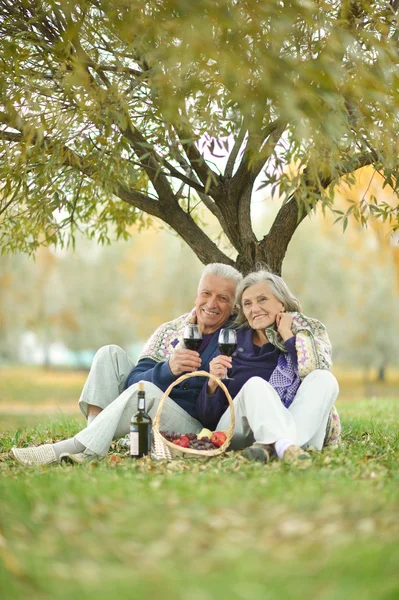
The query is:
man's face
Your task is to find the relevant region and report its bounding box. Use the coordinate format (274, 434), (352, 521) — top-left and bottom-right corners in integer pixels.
(195, 274), (237, 334)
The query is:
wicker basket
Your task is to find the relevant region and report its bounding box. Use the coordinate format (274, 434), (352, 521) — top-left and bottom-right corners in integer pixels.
(152, 370), (235, 460)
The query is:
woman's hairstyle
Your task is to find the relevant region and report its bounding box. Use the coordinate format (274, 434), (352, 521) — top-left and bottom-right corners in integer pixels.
(198, 263), (243, 290)
(234, 270), (301, 327)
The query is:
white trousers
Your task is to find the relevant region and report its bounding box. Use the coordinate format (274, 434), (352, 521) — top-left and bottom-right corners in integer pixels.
(217, 371), (339, 451)
(75, 345), (201, 456)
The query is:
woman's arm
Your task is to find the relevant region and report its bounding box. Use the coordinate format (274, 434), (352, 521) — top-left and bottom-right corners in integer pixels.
(196, 379), (229, 430)
(293, 314), (333, 378)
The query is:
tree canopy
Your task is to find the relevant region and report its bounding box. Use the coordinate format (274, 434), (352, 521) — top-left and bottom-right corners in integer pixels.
(1, 0), (399, 273)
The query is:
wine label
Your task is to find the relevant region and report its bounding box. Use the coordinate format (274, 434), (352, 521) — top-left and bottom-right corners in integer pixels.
(130, 431), (139, 456)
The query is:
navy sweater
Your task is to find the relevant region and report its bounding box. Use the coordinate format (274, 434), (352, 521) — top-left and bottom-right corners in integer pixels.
(125, 332), (220, 422)
(196, 328), (298, 430)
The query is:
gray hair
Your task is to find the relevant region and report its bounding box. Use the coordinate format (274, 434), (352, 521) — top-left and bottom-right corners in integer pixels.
(235, 270), (301, 327)
(198, 263), (243, 290)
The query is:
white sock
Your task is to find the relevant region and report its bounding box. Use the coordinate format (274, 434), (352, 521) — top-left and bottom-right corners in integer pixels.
(274, 438), (295, 460)
(53, 438), (86, 459)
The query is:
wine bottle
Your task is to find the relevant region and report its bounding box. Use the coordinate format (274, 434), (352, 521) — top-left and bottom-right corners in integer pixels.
(130, 381), (152, 458)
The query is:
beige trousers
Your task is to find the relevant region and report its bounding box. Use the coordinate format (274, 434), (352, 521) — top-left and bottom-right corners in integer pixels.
(75, 345), (201, 456)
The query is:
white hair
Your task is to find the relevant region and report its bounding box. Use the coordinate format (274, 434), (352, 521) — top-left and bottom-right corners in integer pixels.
(198, 263), (243, 290)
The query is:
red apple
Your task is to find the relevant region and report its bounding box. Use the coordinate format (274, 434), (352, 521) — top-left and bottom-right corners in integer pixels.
(172, 438), (181, 445)
(210, 431), (227, 448)
(178, 435), (190, 448)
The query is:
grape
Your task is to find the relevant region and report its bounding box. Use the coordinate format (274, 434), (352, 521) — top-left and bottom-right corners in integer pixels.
(160, 429), (223, 452)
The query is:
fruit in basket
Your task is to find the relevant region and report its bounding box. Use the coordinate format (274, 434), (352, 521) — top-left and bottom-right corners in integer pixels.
(178, 435), (190, 448)
(197, 428), (212, 440)
(172, 435), (190, 448)
(210, 431), (227, 447)
(160, 429), (227, 451)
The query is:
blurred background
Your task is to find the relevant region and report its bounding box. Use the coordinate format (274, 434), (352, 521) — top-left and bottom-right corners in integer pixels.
(1, 165), (398, 401)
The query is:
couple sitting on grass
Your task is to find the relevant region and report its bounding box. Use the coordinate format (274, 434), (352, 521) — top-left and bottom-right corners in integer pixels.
(11, 263), (340, 467)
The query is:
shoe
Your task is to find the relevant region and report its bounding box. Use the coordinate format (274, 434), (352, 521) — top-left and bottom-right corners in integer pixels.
(59, 450), (99, 465)
(283, 445), (311, 464)
(11, 444), (59, 466)
(114, 435), (130, 451)
(242, 443), (271, 463)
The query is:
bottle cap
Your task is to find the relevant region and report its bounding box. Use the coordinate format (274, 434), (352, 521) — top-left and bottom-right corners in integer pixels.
(138, 381), (145, 392)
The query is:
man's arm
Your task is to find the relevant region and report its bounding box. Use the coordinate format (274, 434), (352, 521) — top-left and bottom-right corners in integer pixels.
(125, 349), (202, 391)
(125, 358), (176, 392)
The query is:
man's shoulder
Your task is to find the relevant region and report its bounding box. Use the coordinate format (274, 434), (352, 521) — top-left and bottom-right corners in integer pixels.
(138, 310), (194, 363)
(153, 310), (194, 334)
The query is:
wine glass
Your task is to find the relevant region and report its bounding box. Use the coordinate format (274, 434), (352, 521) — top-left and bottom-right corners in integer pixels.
(183, 324), (202, 351)
(218, 328), (237, 379)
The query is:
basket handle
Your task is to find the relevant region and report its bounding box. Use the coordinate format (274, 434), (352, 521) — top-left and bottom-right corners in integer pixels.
(152, 370), (235, 436)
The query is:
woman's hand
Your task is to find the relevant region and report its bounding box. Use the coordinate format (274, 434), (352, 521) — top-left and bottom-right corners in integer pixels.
(276, 312), (294, 341)
(207, 355), (232, 394)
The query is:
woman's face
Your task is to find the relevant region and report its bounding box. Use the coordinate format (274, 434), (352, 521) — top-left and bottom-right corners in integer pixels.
(241, 281), (285, 330)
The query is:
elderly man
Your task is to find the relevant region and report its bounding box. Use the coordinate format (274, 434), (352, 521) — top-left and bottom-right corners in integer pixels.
(12, 263), (242, 465)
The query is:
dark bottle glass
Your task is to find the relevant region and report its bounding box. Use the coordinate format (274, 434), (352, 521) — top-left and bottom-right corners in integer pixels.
(130, 381), (152, 458)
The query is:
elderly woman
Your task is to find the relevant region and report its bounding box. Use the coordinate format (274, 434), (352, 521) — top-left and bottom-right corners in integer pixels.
(196, 270), (340, 463)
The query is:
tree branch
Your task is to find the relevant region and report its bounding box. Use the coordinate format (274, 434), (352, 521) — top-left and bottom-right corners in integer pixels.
(232, 118), (287, 186)
(224, 118), (287, 252)
(156, 203), (234, 266)
(224, 119), (247, 178)
(175, 125), (221, 193)
(164, 142), (236, 242)
(161, 158), (206, 194)
(260, 151), (380, 273)
(0, 122), (164, 217)
(65, 29), (178, 205)
(0, 116), (234, 265)
(119, 125), (177, 204)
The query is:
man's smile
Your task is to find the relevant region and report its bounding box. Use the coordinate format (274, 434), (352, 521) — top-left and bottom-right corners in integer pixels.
(202, 308), (220, 316)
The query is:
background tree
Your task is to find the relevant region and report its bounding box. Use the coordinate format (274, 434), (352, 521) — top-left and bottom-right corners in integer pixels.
(0, 227), (205, 365)
(0, 254), (35, 361)
(1, 0), (399, 274)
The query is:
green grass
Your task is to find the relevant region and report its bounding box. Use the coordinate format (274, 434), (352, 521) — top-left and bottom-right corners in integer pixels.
(0, 369), (399, 600)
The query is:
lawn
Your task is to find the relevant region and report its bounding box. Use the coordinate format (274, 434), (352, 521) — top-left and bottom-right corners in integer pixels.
(0, 368), (398, 600)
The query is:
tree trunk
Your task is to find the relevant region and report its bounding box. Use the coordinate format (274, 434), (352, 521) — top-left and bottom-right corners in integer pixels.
(377, 364), (386, 382)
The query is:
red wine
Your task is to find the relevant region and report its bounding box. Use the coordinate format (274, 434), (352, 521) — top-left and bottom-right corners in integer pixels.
(219, 343), (237, 357)
(184, 338), (201, 351)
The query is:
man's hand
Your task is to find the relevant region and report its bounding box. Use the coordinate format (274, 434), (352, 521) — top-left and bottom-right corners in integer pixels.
(275, 312), (294, 341)
(169, 349), (202, 376)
